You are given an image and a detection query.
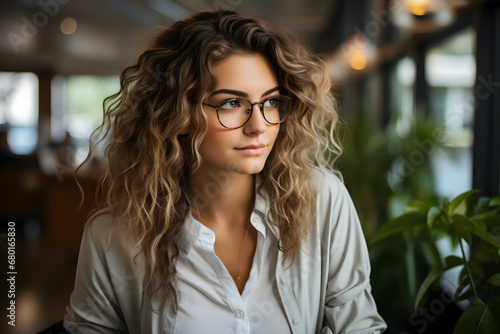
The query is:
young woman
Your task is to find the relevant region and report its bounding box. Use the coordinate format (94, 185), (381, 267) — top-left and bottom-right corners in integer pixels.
(64, 9), (386, 334)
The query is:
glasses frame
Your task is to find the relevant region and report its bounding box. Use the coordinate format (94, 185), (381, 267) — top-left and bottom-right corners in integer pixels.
(202, 95), (291, 129)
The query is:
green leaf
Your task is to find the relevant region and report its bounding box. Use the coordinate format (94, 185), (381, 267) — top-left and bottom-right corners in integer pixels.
(435, 213), (454, 233)
(454, 298), (499, 334)
(427, 206), (442, 229)
(414, 268), (443, 311)
(404, 199), (431, 214)
(477, 196), (491, 214)
(487, 273), (500, 286)
(475, 239), (500, 262)
(490, 195), (500, 207)
(445, 255), (464, 269)
(470, 209), (500, 228)
(456, 288), (474, 302)
(487, 299), (500, 329)
(453, 214), (500, 248)
(443, 197), (451, 216)
(455, 275), (474, 303)
(452, 214), (475, 228)
(370, 212), (426, 245)
(453, 215), (473, 246)
(450, 190), (479, 216)
(458, 267), (469, 286)
(458, 226), (473, 245)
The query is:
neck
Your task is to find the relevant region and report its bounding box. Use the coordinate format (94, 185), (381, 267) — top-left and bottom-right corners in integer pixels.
(189, 165), (255, 229)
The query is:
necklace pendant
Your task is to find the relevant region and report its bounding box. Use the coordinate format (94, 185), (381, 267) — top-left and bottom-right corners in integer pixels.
(236, 276), (241, 280)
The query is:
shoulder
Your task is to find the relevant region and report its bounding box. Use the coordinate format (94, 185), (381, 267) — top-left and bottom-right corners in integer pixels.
(79, 209), (142, 274)
(85, 210), (113, 244)
(87, 209), (113, 234)
(82, 209), (129, 258)
(310, 168), (360, 229)
(311, 167), (343, 188)
(311, 167), (349, 203)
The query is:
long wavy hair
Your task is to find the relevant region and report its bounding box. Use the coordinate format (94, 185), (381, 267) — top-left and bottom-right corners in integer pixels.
(79, 9), (342, 312)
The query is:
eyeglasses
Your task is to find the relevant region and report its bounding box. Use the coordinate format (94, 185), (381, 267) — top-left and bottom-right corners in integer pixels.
(202, 95), (291, 129)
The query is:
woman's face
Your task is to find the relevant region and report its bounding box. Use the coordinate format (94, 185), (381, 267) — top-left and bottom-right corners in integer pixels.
(198, 53), (281, 176)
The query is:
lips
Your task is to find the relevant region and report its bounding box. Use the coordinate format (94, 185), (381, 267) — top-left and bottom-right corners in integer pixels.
(237, 144), (266, 150)
(235, 144), (266, 155)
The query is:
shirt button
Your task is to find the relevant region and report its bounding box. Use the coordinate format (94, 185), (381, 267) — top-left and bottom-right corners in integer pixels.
(279, 277), (286, 285)
(251, 215), (259, 223)
(292, 319), (299, 326)
(236, 310), (245, 318)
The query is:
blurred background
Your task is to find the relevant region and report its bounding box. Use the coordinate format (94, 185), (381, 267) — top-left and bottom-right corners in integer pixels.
(0, 0), (499, 333)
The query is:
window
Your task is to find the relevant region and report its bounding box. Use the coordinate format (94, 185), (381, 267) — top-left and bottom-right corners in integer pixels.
(426, 27), (475, 199)
(64, 75), (120, 165)
(394, 56), (415, 137)
(386, 56), (416, 197)
(0, 72), (39, 155)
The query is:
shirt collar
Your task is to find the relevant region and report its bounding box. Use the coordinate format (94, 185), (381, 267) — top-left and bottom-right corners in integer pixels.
(176, 212), (204, 254)
(254, 174), (280, 240)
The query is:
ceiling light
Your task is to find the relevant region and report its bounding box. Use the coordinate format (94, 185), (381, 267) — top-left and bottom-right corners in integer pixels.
(61, 17), (77, 35)
(392, 0), (455, 33)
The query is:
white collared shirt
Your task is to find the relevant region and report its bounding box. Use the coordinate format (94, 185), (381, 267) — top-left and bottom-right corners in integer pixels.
(64, 169), (387, 333)
(174, 212), (290, 334)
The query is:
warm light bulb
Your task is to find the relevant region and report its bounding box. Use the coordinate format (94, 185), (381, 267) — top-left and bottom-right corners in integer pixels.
(61, 17), (77, 35)
(349, 52), (367, 70)
(406, 0), (430, 16)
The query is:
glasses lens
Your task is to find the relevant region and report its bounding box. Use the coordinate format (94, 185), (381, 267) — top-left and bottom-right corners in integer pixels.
(216, 96), (291, 128)
(217, 98), (252, 128)
(262, 96), (291, 124)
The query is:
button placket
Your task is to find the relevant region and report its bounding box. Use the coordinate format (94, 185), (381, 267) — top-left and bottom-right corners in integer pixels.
(233, 307), (250, 334)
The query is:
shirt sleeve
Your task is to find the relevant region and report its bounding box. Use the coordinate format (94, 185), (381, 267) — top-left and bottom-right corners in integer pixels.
(64, 217), (129, 334)
(319, 174), (387, 334)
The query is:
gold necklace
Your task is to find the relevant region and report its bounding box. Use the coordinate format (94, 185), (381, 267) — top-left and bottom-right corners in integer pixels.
(214, 220), (250, 280)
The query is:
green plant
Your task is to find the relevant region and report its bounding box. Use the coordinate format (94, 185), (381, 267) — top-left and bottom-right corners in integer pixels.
(371, 190), (500, 333)
(340, 109), (446, 238)
(339, 107), (449, 327)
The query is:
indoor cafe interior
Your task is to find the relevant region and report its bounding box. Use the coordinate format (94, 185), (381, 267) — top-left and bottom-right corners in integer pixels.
(0, 0), (499, 333)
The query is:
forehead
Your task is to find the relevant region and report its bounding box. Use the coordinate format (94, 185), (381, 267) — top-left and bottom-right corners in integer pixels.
(212, 54), (278, 93)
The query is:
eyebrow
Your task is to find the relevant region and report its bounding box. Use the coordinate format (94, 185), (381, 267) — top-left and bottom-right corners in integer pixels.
(210, 86), (280, 98)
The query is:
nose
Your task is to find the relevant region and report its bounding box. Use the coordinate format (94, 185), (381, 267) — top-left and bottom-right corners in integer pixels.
(243, 104), (267, 135)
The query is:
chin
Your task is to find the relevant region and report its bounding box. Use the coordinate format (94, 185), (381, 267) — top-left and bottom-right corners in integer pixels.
(227, 160), (266, 175)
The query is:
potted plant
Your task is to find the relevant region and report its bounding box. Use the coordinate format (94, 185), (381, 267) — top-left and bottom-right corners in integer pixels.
(371, 190), (500, 333)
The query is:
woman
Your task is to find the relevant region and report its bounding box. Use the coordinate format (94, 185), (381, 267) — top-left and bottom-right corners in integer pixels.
(64, 9), (386, 334)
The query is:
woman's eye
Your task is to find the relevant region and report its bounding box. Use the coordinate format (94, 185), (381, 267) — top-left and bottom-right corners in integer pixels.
(264, 98), (278, 108)
(219, 99), (239, 109)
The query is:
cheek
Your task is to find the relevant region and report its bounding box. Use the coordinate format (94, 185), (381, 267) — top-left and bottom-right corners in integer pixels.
(206, 119), (234, 145)
(269, 125), (280, 146)
(198, 125), (233, 158)
(199, 132), (220, 157)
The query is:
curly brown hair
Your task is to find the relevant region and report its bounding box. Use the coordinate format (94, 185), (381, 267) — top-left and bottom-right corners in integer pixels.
(78, 9), (342, 312)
